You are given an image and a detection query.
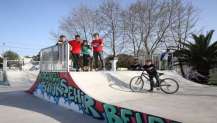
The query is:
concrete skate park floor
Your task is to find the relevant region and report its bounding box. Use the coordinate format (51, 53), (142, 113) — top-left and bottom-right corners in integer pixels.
(71, 71), (217, 123)
(0, 71), (104, 123)
(0, 90), (104, 123)
(0, 70), (217, 123)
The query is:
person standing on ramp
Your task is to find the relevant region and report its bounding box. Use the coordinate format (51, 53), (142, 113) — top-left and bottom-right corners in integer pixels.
(91, 33), (104, 70)
(69, 35), (82, 71)
(82, 40), (91, 71)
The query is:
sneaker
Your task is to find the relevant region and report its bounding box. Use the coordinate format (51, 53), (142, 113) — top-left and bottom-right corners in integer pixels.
(148, 89), (153, 92)
(98, 68), (104, 71)
(156, 87), (160, 90)
(154, 83), (160, 87)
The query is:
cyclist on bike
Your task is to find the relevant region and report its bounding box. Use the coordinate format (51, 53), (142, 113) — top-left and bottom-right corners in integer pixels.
(143, 59), (160, 92)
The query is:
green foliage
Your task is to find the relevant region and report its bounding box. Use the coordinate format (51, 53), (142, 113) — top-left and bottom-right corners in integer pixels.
(24, 56), (32, 58)
(105, 54), (136, 70)
(105, 55), (113, 70)
(32, 53), (40, 61)
(3, 50), (20, 60)
(208, 71), (217, 86)
(116, 54), (135, 69)
(175, 30), (217, 84)
(208, 80), (217, 86)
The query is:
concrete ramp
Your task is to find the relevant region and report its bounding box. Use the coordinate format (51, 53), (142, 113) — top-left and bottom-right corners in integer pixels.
(29, 71), (217, 123)
(3, 71), (39, 92)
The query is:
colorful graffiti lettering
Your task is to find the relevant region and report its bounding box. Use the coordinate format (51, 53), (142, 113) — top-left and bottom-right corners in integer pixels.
(30, 72), (181, 123)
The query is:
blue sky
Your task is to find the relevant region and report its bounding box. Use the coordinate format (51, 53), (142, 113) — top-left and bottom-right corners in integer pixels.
(0, 0), (216, 56)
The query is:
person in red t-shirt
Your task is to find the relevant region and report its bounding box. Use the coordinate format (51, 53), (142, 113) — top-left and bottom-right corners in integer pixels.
(68, 35), (82, 71)
(91, 33), (104, 70)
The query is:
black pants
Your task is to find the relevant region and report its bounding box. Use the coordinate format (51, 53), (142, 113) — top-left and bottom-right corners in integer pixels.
(149, 73), (160, 91)
(93, 52), (104, 69)
(83, 54), (90, 66)
(72, 54), (80, 71)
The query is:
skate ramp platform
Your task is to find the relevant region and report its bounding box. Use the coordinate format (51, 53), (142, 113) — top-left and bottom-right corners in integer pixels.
(1, 70), (39, 92)
(29, 71), (217, 123)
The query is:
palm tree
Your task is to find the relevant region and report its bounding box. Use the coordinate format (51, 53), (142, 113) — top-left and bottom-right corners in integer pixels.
(175, 30), (217, 84)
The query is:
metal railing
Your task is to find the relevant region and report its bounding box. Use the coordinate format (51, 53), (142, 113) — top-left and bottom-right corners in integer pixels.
(40, 42), (70, 72)
(39, 42), (178, 72)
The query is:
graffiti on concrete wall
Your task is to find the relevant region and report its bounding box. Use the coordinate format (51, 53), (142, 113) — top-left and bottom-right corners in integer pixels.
(30, 72), (180, 123)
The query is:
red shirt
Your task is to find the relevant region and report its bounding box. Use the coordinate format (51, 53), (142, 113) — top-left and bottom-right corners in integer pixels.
(91, 39), (103, 52)
(68, 40), (81, 54)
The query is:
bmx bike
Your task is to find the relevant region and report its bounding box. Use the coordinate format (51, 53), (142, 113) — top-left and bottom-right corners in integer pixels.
(129, 71), (179, 94)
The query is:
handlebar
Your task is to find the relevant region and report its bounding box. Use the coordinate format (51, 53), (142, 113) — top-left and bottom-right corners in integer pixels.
(141, 71), (148, 76)
(141, 70), (164, 76)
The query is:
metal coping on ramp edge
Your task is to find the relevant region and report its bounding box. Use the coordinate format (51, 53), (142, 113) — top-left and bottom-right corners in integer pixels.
(28, 72), (181, 123)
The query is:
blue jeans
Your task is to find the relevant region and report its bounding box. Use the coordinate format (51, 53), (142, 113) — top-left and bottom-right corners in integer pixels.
(93, 51), (104, 69)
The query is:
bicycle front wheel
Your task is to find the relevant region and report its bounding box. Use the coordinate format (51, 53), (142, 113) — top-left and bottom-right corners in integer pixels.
(130, 76), (144, 92)
(130, 76), (151, 92)
(160, 78), (179, 94)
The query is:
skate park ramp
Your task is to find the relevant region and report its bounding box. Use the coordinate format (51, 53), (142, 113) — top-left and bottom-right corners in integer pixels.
(29, 71), (217, 123)
(3, 58), (39, 91)
(2, 70), (39, 92)
(106, 70), (217, 96)
(70, 71), (217, 123)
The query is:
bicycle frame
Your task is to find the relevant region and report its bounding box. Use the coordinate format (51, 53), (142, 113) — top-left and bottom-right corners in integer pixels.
(140, 71), (150, 80)
(130, 71), (179, 94)
(141, 71), (162, 84)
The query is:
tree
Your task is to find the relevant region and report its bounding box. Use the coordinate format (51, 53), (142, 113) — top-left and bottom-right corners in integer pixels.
(32, 53), (40, 61)
(3, 50), (20, 60)
(60, 5), (100, 41)
(169, 0), (198, 49)
(175, 30), (217, 84)
(122, 4), (141, 57)
(56, 0), (198, 60)
(104, 54), (135, 70)
(169, 0), (198, 77)
(98, 0), (123, 57)
(122, 0), (176, 58)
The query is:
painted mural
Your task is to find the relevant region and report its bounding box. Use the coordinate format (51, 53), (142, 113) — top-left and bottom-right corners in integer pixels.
(29, 72), (180, 123)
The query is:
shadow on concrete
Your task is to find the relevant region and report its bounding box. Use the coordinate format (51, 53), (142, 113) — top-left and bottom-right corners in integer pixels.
(0, 90), (104, 123)
(105, 73), (131, 92)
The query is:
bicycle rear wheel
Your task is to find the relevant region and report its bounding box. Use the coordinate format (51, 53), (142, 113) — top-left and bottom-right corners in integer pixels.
(130, 76), (151, 92)
(160, 78), (179, 94)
